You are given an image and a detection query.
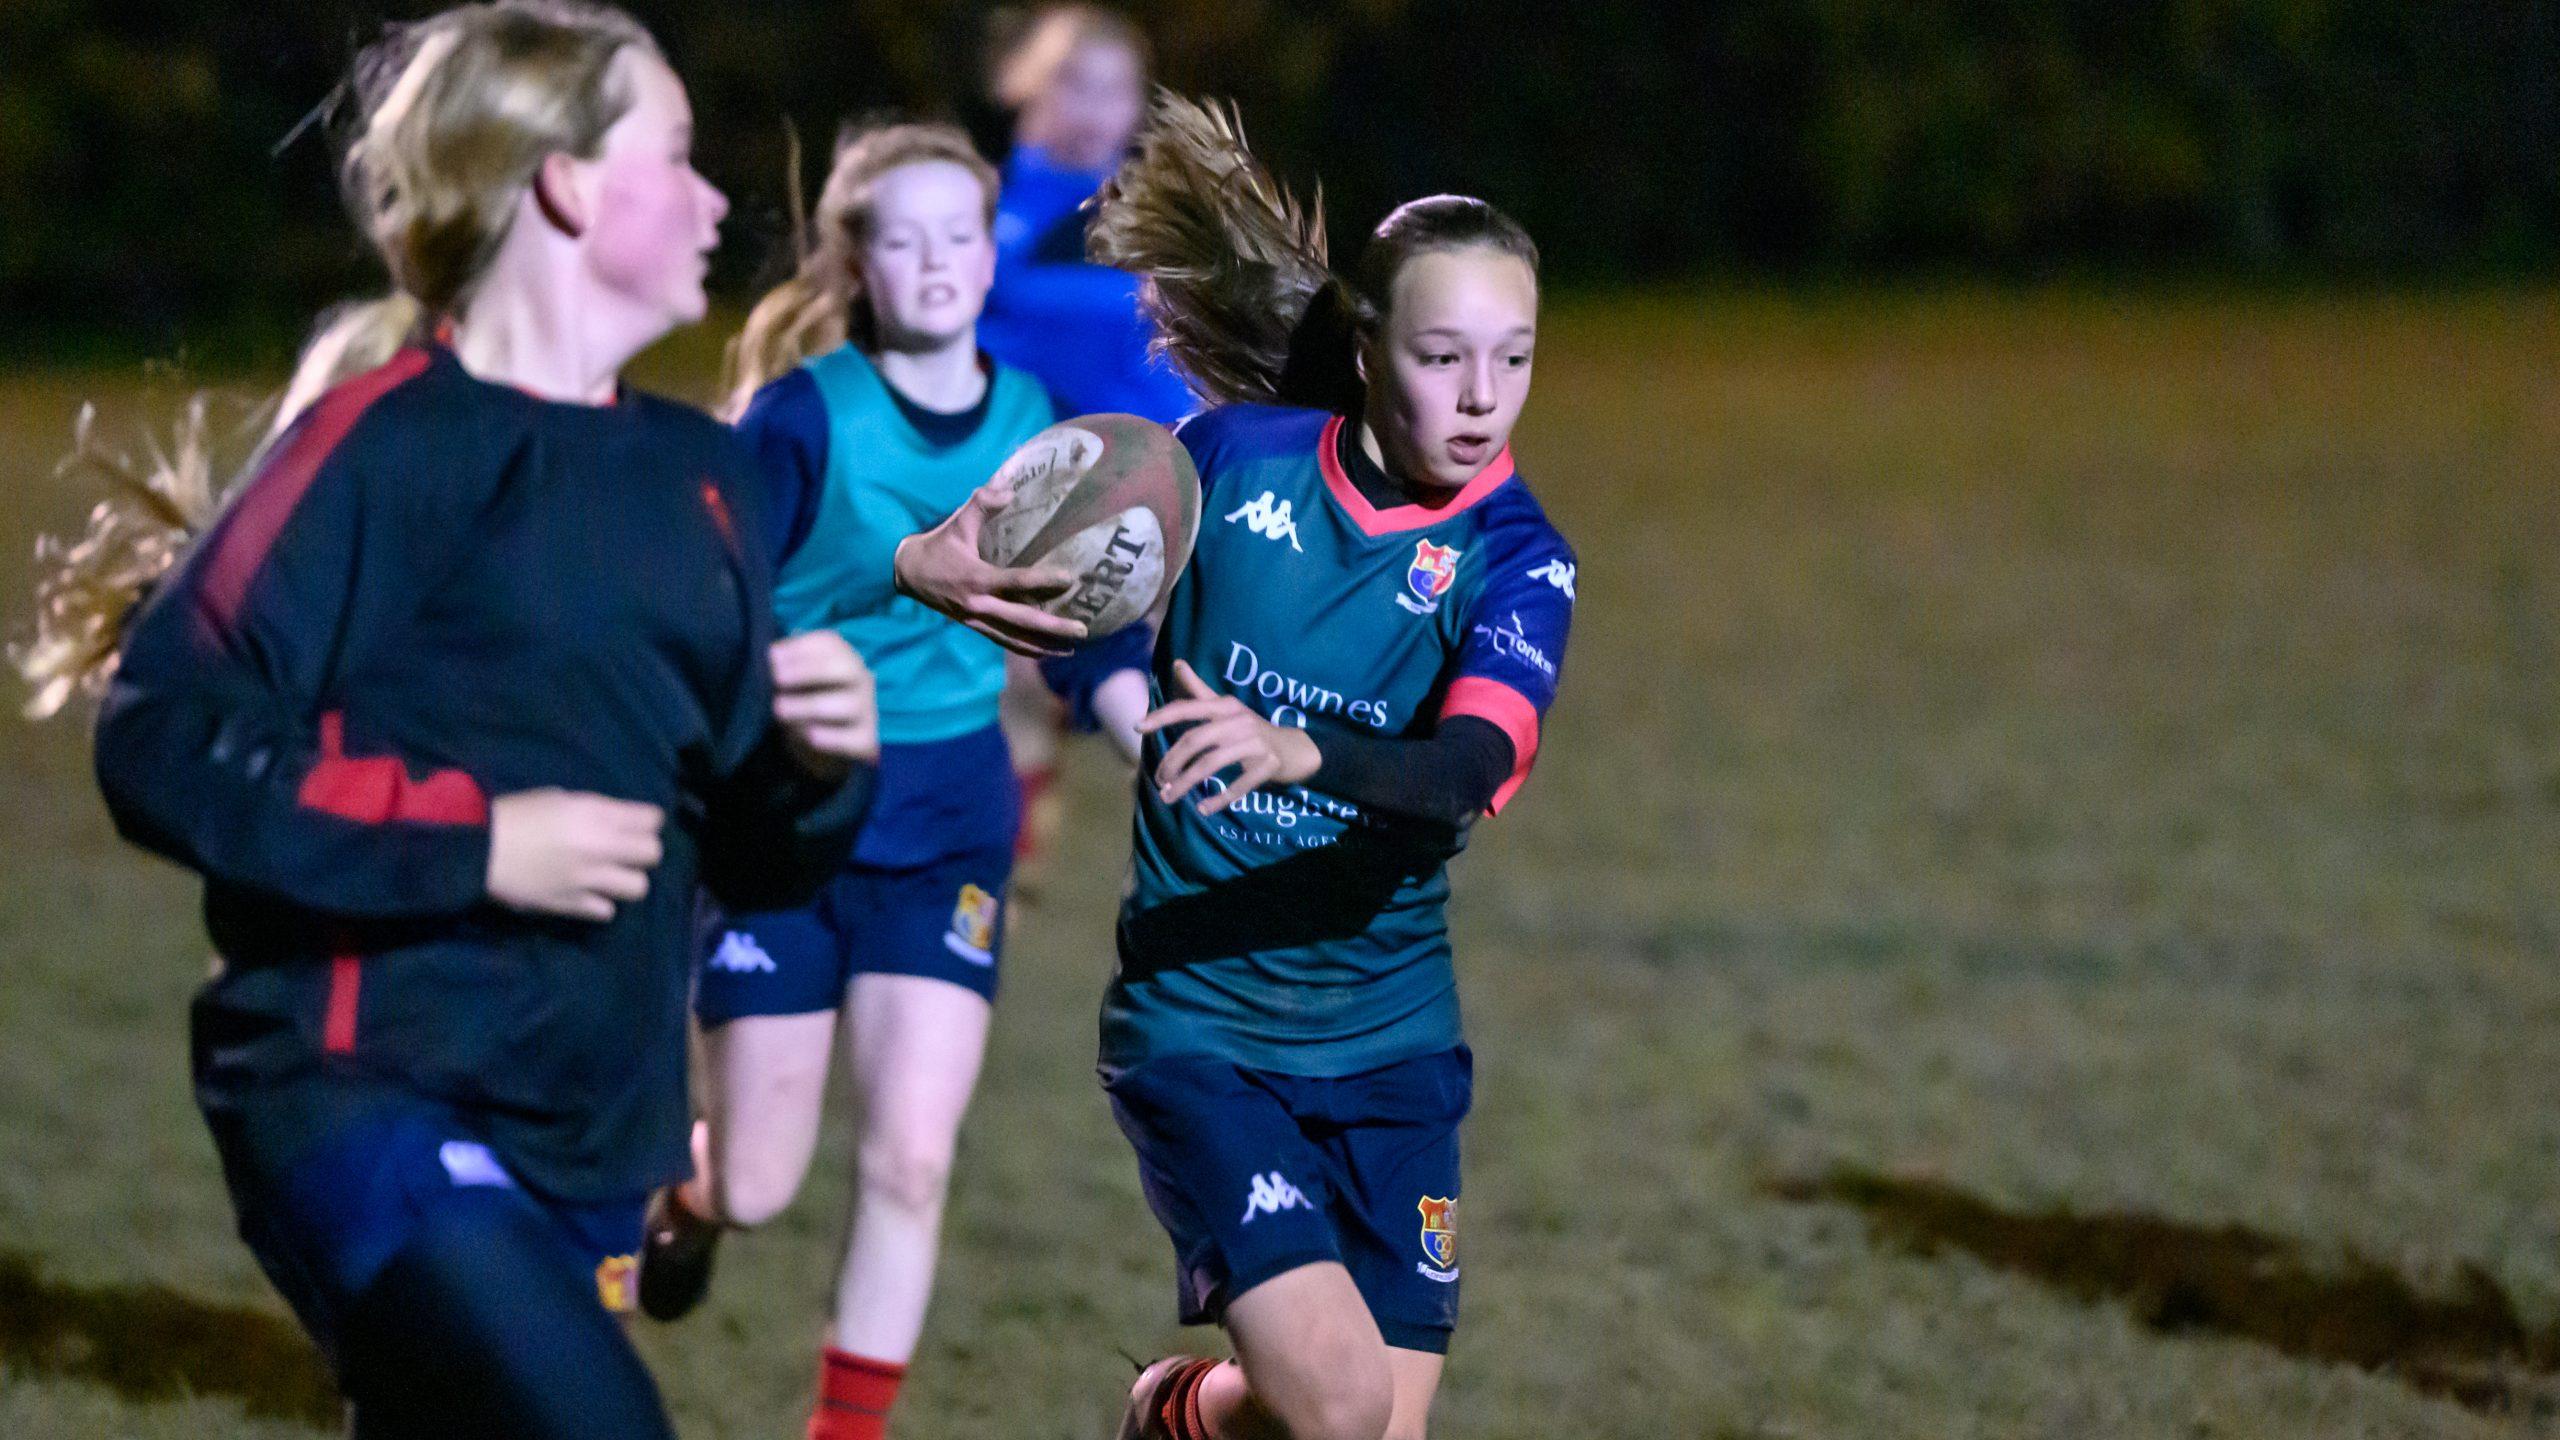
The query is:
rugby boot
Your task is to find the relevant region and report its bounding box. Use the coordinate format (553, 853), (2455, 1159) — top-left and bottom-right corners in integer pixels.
(635, 1185), (722, 1322)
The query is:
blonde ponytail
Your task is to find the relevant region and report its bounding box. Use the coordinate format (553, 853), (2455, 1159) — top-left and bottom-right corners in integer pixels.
(273, 295), (430, 440)
(13, 400), (237, 718)
(719, 120), (1001, 422)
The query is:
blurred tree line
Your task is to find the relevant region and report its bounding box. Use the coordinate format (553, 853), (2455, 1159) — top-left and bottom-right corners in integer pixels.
(1, 0), (2551, 357)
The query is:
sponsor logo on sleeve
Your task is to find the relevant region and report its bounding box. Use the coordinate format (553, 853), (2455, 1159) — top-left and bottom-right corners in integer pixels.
(1469, 611), (1557, 680)
(1398, 540), (1461, 615)
(1225, 491), (1305, 551)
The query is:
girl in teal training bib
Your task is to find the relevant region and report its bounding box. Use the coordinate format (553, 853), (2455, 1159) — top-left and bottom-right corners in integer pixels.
(639, 121), (1138, 1440)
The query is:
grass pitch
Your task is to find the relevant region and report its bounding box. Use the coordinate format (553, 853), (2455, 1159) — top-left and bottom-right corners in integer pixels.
(0, 288), (2554, 1438)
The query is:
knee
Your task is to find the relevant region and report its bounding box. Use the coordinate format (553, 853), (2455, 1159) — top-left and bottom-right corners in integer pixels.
(712, 1153), (806, 1229)
(1266, 1356), (1392, 1440)
(856, 1132), (954, 1217)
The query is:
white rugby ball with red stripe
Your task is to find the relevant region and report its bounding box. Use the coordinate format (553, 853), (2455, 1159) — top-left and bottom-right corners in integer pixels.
(978, 413), (1201, 640)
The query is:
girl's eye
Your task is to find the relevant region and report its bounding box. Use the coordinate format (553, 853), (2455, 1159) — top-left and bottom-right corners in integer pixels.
(1505, 353), (1531, 368)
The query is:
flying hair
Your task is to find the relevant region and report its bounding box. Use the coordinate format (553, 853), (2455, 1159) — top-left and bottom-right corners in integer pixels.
(1085, 92), (1355, 410)
(14, 1), (656, 719)
(1090, 93), (1542, 416)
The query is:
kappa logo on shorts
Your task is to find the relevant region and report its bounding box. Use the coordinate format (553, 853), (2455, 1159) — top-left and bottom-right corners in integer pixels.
(1416, 1196), (1459, 1280)
(1240, 1171), (1311, 1225)
(438, 1140), (515, 1189)
(1397, 540), (1461, 615)
(595, 1253), (637, 1314)
(707, 931), (776, 974)
(943, 883), (998, 966)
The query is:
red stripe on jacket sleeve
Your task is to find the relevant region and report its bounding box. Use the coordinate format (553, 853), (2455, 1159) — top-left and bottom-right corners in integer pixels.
(1440, 676), (1541, 815)
(198, 347), (432, 633)
(297, 711), (489, 825)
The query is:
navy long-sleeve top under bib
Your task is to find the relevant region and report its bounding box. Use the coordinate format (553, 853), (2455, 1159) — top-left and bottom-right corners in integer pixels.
(95, 343), (871, 1202)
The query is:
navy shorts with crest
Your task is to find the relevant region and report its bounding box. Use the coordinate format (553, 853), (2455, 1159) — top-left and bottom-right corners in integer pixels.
(1104, 1046), (1471, 1354)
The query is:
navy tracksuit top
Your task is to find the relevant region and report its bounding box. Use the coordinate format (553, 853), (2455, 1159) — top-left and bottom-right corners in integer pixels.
(94, 343), (872, 1201)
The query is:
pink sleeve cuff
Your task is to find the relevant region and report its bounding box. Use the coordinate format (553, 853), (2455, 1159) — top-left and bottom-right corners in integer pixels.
(1440, 676), (1541, 815)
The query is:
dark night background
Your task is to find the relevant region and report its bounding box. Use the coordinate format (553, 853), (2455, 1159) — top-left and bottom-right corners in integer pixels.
(2, 0), (2555, 358)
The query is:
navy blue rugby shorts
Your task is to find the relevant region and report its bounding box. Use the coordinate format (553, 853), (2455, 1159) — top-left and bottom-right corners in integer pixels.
(694, 846), (1013, 1019)
(1105, 1046), (1471, 1354)
(200, 1076), (666, 1439)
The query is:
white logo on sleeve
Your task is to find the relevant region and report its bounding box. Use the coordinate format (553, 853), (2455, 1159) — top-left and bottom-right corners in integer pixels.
(1528, 558), (1576, 600)
(1239, 1171), (1311, 1224)
(1225, 492), (1304, 551)
(708, 932), (776, 974)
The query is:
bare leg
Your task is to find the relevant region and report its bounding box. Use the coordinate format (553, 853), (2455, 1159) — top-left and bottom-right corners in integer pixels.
(1198, 1262), (1394, 1440)
(1380, 1349), (1444, 1440)
(690, 1011), (837, 1226)
(826, 972), (993, 1360)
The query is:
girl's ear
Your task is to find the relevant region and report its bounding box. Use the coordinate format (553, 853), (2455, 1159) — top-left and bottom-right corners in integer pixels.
(1353, 330), (1371, 386)
(531, 152), (590, 237)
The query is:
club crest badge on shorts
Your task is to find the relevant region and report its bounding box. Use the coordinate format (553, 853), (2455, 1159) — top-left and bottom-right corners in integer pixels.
(1398, 541), (1460, 615)
(595, 1253), (637, 1314)
(944, 883), (998, 966)
(1416, 1196), (1458, 1277)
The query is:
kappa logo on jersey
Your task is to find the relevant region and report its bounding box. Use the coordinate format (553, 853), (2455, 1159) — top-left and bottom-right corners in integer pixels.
(1528, 557), (1576, 600)
(1239, 1170), (1311, 1224)
(1224, 491), (1305, 551)
(1416, 1195), (1459, 1280)
(943, 883), (998, 966)
(1398, 540), (1461, 615)
(707, 931), (776, 974)
(595, 1253), (638, 1314)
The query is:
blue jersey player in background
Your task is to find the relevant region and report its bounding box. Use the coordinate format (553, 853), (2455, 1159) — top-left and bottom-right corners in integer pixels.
(980, 4), (1192, 422)
(981, 4), (1190, 877)
(1086, 97), (1576, 1440)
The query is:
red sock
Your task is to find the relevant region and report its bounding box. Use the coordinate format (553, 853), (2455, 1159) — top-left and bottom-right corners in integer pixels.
(1160, 1358), (1225, 1440)
(808, 1348), (906, 1440)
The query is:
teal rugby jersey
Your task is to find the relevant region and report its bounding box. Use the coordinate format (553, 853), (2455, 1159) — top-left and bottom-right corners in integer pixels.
(765, 345), (1057, 744)
(1103, 404), (1578, 1078)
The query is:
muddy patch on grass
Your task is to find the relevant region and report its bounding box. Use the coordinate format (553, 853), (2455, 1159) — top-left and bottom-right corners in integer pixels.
(1772, 1167), (2560, 1418)
(0, 1248), (337, 1427)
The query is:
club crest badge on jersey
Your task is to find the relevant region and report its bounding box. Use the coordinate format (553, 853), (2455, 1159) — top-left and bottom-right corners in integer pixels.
(1398, 541), (1461, 615)
(944, 883), (998, 966)
(1417, 1196), (1458, 1274)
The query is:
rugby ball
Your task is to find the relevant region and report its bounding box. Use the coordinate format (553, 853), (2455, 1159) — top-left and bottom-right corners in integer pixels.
(978, 413), (1201, 639)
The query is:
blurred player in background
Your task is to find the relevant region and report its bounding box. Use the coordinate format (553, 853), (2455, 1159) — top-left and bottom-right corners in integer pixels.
(638, 120), (1138, 1440)
(18, 4), (893, 1433)
(1084, 98), (1577, 1440)
(982, 4), (1184, 875)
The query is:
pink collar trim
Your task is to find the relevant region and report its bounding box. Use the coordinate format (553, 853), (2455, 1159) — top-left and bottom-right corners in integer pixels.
(1317, 415), (1514, 536)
